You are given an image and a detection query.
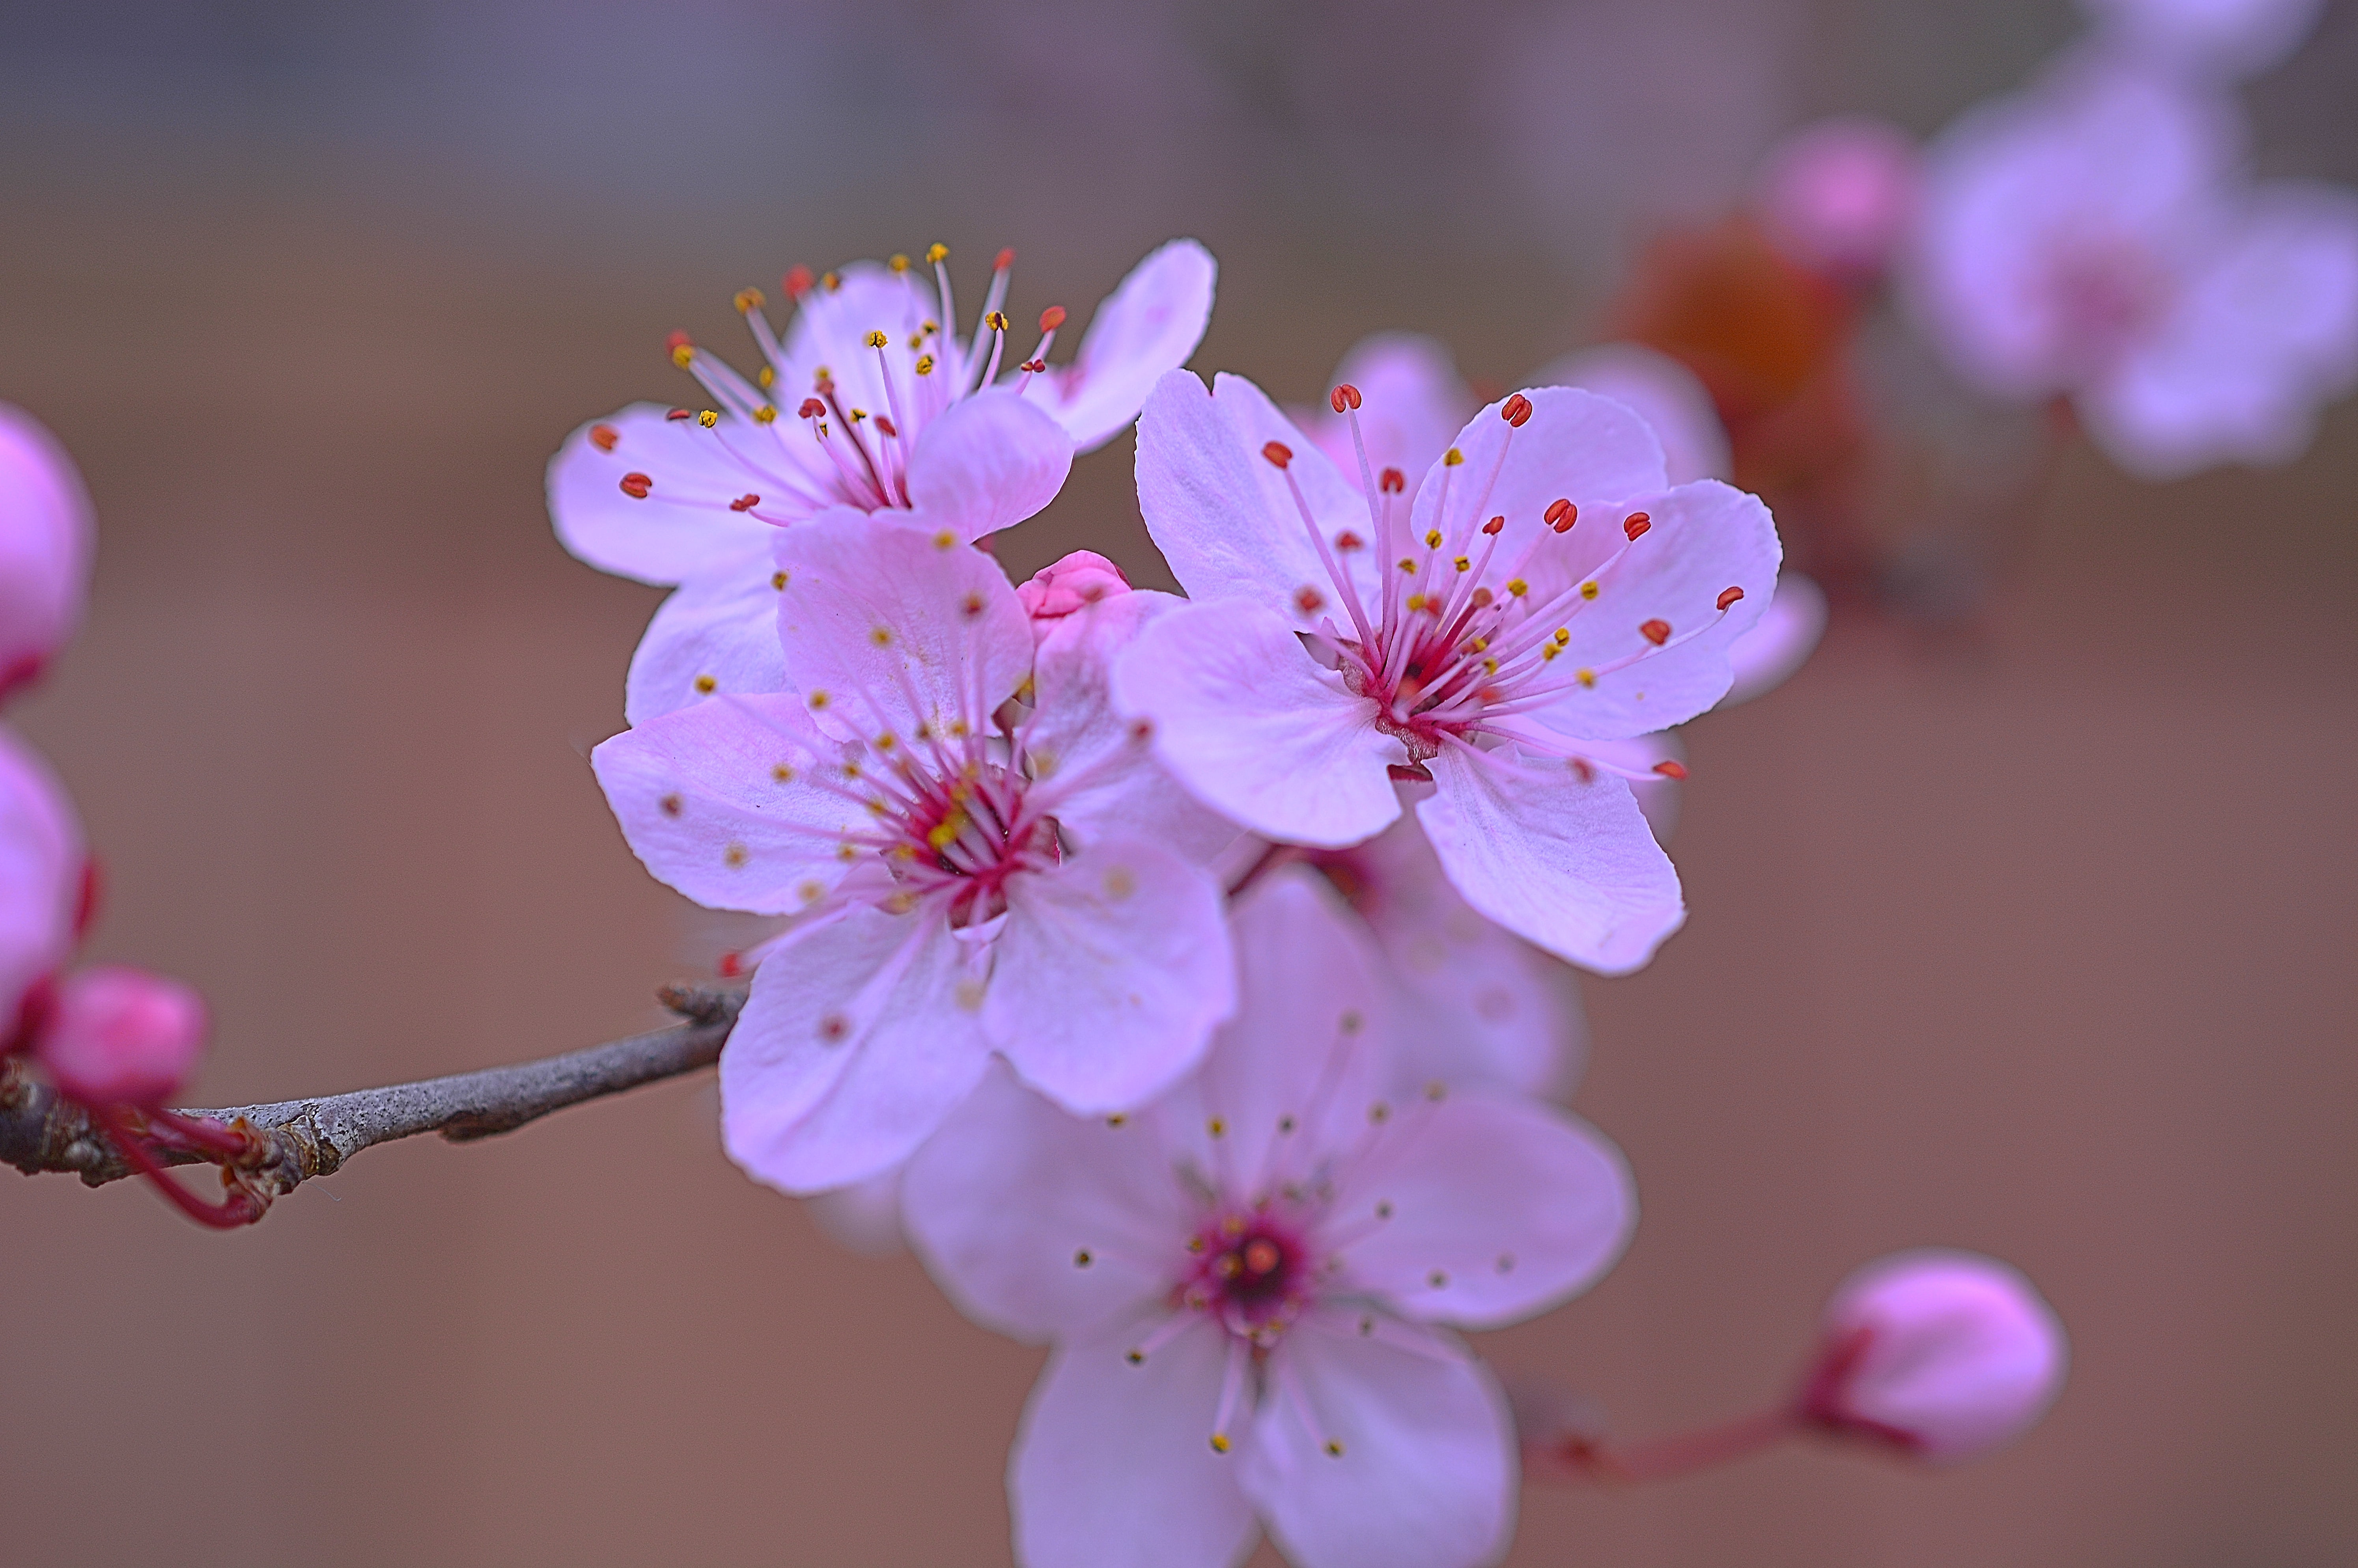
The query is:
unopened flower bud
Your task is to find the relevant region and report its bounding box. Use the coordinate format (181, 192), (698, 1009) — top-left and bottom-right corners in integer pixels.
(1802, 1249), (2068, 1462)
(0, 405), (94, 701)
(1015, 550), (1132, 632)
(1754, 116), (1921, 281)
(1, 727), (83, 1043)
(35, 965), (208, 1108)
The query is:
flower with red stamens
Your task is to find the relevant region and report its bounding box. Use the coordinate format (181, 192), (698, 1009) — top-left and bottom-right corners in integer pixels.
(903, 873), (1634, 1568)
(1114, 369), (1781, 973)
(592, 516), (1239, 1193)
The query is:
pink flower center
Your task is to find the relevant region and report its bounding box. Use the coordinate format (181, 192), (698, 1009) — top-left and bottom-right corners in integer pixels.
(1181, 1208), (1318, 1339)
(2039, 231), (2173, 377)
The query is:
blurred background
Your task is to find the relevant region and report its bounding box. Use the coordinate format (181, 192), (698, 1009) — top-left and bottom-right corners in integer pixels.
(3, 1), (2355, 1563)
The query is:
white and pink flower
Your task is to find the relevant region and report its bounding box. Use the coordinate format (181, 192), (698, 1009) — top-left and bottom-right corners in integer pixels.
(1115, 371), (1781, 972)
(902, 872), (1635, 1568)
(549, 240), (1215, 723)
(0, 404), (94, 702)
(593, 515), (1238, 1193)
(0, 726), (83, 1043)
(1906, 59), (2358, 479)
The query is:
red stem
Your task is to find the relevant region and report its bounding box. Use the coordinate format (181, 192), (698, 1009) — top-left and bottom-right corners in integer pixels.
(92, 1105), (260, 1230)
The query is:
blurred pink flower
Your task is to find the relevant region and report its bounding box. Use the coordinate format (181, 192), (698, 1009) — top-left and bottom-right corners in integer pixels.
(0, 726), (83, 1043)
(2078, 0), (2328, 79)
(32, 965), (208, 1110)
(1117, 371), (1782, 972)
(0, 404), (94, 701)
(594, 516), (1236, 1193)
(1753, 117), (1923, 282)
(1907, 60), (2358, 479)
(551, 240), (1214, 722)
(902, 873), (1634, 1568)
(1017, 549), (1133, 632)
(1802, 1249), (2069, 1462)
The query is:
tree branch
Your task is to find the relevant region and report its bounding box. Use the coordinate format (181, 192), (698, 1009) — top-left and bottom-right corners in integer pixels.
(1, 986), (741, 1209)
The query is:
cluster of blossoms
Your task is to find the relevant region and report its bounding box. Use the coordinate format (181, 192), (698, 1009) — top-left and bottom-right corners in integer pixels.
(0, 407), (251, 1225)
(553, 241), (2068, 1565)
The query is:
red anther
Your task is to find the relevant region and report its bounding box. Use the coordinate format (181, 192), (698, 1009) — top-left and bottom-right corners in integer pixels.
(1717, 585), (1745, 611)
(1039, 305), (1067, 332)
(1262, 441), (1294, 468)
(783, 265), (814, 299)
(1570, 757), (1596, 784)
(1020, 359), (1046, 374)
(666, 408), (693, 421)
(717, 952), (743, 979)
(590, 423), (620, 453)
(1640, 618), (1671, 645)
(1334, 530), (1365, 551)
(619, 473), (653, 500)
(1296, 586), (1326, 614)
(730, 494), (761, 513)
(1330, 383), (1363, 414)
(798, 398), (827, 419)
(1544, 498), (1576, 531)
(1623, 512), (1652, 541)
(875, 416), (898, 438)
(1652, 760), (1689, 780)
(665, 330), (693, 352)
(1380, 468), (1406, 494)
(1501, 393), (1534, 427)
(995, 247), (1016, 270)
(1482, 515), (1505, 536)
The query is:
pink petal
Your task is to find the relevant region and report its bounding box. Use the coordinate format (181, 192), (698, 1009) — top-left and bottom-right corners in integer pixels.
(1034, 238), (1219, 451)
(773, 515), (1033, 741)
(1324, 1093), (1634, 1329)
(546, 403), (803, 586)
(0, 406), (92, 695)
(1530, 344), (1732, 485)
(34, 966), (207, 1109)
(1011, 1316), (1260, 1568)
(1241, 1314), (1515, 1568)
(622, 544), (791, 724)
(1721, 570), (1827, 707)
(1752, 117), (1923, 281)
(721, 908), (991, 1194)
(2079, 0), (2326, 78)
(985, 840), (1236, 1114)
(1419, 743), (1683, 973)
(1114, 599), (1403, 850)
(903, 1063), (1194, 1342)
(1300, 334), (1476, 507)
(1018, 549), (1133, 628)
(1135, 369), (1377, 623)
(0, 726), (82, 1022)
(590, 694), (868, 914)
(1408, 387), (1669, 565)
(777, 262), (940, 418)
(902, 388), (1075, 539)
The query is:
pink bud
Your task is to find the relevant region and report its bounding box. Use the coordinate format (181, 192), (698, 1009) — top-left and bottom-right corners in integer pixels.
(0, 404), (95, 701)
(1803, 1249), (2068, 1462)
(1754, 117), (1922, 282)
(34, 965), (208, 1108)
(1015, 550), (1132, 630)
(0, 727), (84, 1043)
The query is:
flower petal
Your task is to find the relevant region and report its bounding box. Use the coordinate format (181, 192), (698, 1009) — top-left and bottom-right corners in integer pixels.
(0, 404), (92, 687)
(0, 725), (82, 1016)
(985, 839), (1236, 1113)
(721, 907), (991, 1194)
(1326, 1094), (1635, 1328)
(1721, 569), (1826, 707)
(903, 1063), (1195, 1342)
(1011, 1315), (1260, 1568)
(772, 515), (1033, 740)
(1241, 1314), (1515, 1568)
(1299, 334), (1473, 506)
(1136, 369), (1379, 623)
(1409, 386), (1669, 562)
(547, 403), (814, 586)
(1531, 342), (1732, 485)
(903, 388), (1075, 539)
(1113, 598), (1403, 849)
(590, 693), (866, 914)
(1033, 238), (1219, 451)
(622, 543), (792, 724)
(1419, 742), (1683, 973)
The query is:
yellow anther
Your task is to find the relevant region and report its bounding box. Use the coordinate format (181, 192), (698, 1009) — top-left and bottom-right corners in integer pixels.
(694, 674), (717, 694)
(1405, 593), (1425, 612)
(848, 408), (868, 421)
(875, 733), (896, 751)
(771, 763), (795, 783)
(671, 344), (695, 369)
(821, 271), (840, 292)
(1553, 627), (1570, 645)
(1507, 578), (1529, 597)
(1483, 657), (1499, 674)
(1324, 1440), (1345, 1457)
(1424, 529), (1443, 548)
(888, 253), (910, 273)
(984, 310), (1008, 332)
(927, 812), (967, 850)
(724, 843), (749, 868)
(1397, 557), (1417, 575)
(1470, 637), (1489, 652)
(1443, 447), (1464, 467)
(920, 319), (939, 335)
(757, 365), (775, 388)
(933, 529), (957, 548)
(1208, 1117), (1227, 1137)
(915, 354), (936, 375)
(1576, 668), (1597, 688)
(926, 242), (948, 264)
(771, 571), (788, 590)
(733, 287), (765, 313)
(1210, 1434), (1231, 1454)
(808, 691), (830, 710)
(870, 626), (893, 646)
(797, 880), (823, 903)
(698, 410), (718, 428)
(835, 843), (856, 860)
(1454, 556), (1471, 572)
(755, 404), (778, 423)
(1541, 645), (1562, 662)
(1580, 581), (1600, 601)
(864, 330), (889, 349)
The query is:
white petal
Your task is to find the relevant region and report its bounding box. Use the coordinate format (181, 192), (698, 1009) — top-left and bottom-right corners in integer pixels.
(547, 403), (814, 585)
(1035, 238), (1219, 451)
(622, 543), (790, 724)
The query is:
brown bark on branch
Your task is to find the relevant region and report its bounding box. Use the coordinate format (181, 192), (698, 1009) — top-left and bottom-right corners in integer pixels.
(1, 986), (741, 1210)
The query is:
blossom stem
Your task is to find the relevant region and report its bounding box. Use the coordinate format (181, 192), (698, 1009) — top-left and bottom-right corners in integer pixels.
(1531, 1405), (1801, 1487)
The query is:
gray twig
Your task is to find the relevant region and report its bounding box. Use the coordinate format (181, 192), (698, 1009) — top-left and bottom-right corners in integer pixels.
(1, 986), (741, 1212)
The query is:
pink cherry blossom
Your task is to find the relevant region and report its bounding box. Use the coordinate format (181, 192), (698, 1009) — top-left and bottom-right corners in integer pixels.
(1115, 370), (1781, 972)
(0, 404), (95, 701)
(32, 965), (208, 1109)
(1801, 1249), (2069, 1463)
(1906, 59), (2358, 479)
(1018, 548), (1133, 632)
(593, 516), (1238, 1193)
(901, 873), (1635, 1568)
(0, 726), (83, 1044)
(2078, 0), (2327, 79)
(1753, 117), (1923, 282)
(1530, 342), (1735, 488)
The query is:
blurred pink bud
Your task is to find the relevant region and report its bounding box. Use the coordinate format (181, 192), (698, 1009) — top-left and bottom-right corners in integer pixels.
(34, 965), (208, 1108)
(0, 404), (95, 700)
(1, 726), (84, 1041)
(1803, 1249), (2068, 1462)
(1014, 549), (1131, 628)
(1755, 117), (1922, 281)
